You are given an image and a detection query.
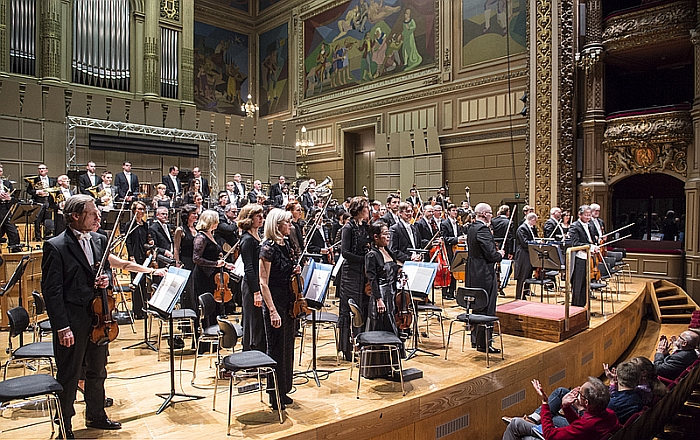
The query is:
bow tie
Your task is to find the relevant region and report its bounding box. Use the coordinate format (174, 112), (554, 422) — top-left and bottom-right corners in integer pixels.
(76, 232), (92, 241)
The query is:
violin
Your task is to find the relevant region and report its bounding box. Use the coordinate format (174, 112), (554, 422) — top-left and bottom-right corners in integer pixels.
(290, 255), (310, 319)
(394, 272), (413, 330)
(214, 265), (233, 303)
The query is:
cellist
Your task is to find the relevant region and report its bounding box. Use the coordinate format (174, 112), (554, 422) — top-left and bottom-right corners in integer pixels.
(439, 204), (462, 300)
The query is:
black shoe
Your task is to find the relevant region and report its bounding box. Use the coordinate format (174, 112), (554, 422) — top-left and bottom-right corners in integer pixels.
(443, 295), (455, 300)
(476, 346), (501, 354)
(281, 394), (293, 405)
(85, 418), (122, 430)
(105, 397), (114, 407)
(269, 395), (286, 410)
(343, 351), (353, 362)
(57, 429), (74, 439)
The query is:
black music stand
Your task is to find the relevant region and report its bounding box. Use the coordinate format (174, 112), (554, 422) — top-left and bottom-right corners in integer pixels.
(296, 261), (337, 387)
(401, 262), (440, 360)
(102, 210), (120, 231)
(11, 204), (40, 249)
(148, 267), (203, 414)
(526, 243), (563, 302)
(0, 256), (31, 345)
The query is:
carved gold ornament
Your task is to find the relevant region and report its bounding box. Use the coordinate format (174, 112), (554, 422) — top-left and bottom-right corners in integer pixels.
(161, 0), (179, 20)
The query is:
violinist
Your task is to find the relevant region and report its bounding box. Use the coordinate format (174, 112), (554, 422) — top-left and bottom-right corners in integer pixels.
(466, 203), (504, 353)
(258, 208), (300, 410)
(381, 193), (401, 227)
(192, 210), (235, 327)
(306, 208), (332, 264)
(339, 196), (371, 361)
(238, 203), (266, 352)
(406, 188), (421, 208)
(543, 207), (564, 242)
(126, 201), (151, 319)
(568, 205), (599, 307)
(439, 204), (462, 300)
(389, 202), (422, 264)
(364, 221), (402, 377)
(0, 164), (20, 251)
(173, 204), (199, 312)
(370, 199), (382, 223)
(491, 205), (513, 256)
(415, 205), (440, 256)
(285, 201), (304, 257)
(514, 212), (538, 300)
(590, 203), (605, 241)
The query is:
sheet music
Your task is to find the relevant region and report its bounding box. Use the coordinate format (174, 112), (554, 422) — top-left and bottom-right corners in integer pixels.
(304, 262), (333, 306)
(149, 267), (190, 315)
(402, 262), (438, 296)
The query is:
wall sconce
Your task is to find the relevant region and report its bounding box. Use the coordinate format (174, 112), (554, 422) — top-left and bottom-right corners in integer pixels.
(295, 126), (314, 178)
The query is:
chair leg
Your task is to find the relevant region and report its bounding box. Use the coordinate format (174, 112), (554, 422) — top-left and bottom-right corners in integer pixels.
(191, 339), (201, 385)
(438, 314), (445, 348)
(444, 321), (456, 360)
(213, 367), (220, 410)
(269, 369), (283, 424)
(227, 375), (233, 435)
(356, 348), (363, 399)
(53, 393), (67, 439)
(395, 346), (406, 396)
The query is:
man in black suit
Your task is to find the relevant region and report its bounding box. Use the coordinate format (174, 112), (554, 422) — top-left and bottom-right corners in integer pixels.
(389, 202), (421, 264)
(41, 195), (122, 436)
(543, 206), (564, 241)
(189, 167), (210, 199)
(272, 184), (290, 209)
(268, 175), (285, 200)
(590, 203), (605, 241)
(465, 203), (504, 352)
(162, 165), (182, 198)
(300, 184), (316, 214)
(79, 161), (100, 194)
(567, 205), (598, 307)
(415, 204), (439, 249)
(0, 164), (21, 251)
(215, 203), (239, 248)
(306, 209), (331, 264)
(406, 188), (421, 208)
(27, 163), (56, 241)
(654, 331), (699, 380)
(381, 193), (401, 227)
(232, 173), (246, 207)
(52, 174), (75, 236)
(149, 206), (174, 263)
(514, 212), (537, 300)
(491, 205), (513, 256)
(247, 179), (266, 205)
(113, 161), (139, 206)
(440, 204), (462, 300)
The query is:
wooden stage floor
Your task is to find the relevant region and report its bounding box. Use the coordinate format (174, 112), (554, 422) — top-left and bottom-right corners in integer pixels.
(0, 278), (670, 439)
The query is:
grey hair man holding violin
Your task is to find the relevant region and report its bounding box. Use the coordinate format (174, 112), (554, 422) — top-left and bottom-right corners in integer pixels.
(43, 195), (165, 438)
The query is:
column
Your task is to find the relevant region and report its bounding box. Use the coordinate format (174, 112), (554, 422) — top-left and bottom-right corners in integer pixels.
(686, 22), (700, 300)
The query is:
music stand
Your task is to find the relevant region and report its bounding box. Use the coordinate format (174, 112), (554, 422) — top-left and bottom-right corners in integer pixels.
(296, 261), (337, 387)
(0, 256), (31, 345)
(11, 204), (40, 249)
(148, 267), (204, 414)
(123, 255), (157, 351)
(102, 210), (120, 231)
(451, 251), (468, 282)
(526, 243), (563, 302)
(401, 262), (440, 360)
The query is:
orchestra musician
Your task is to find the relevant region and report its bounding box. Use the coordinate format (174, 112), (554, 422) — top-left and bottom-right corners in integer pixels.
(415, 204), (439, 248)
(173, 205), (199, 313)
(568, 205), (599, 307)
(0, 164), (21, 251)
(590, 203), (605, 241)
(149, 207), (174, 267)
(238, 203), (266, 352)
(125, 201), (151, 319)
(232, 173), (246, 207)
(184, 178), (203, 205)
(369, 199), (382, 223)
(514, 212), (538, 300)
(247, 180), (266, 205)
(268, 175), (285, 200)
(440, 204), (462, 300)
(258, 208), (299, 410)
(27, 163), (56, 241)
(285, 201), (304, 258)
(381, 193), (401, 227)
(466, 203), (504, 353)
(338, 196), (371, 361)
(491, 205), (513, 257)
(300, 183), (316, 215)
(96, 171), (117, 214)
(152, 183), (172, 209)
(225, 181), (237, 208)
(79, 161), (100, 195)
(162, 166), (182, 199)
(189, 167), (210, 199)
(406, 187), (421, 207)
(306, 208), (332, 264)
(113, 161), (139, 206)
(272, 184), (291, 209)
(42, 195), (166, 437)
(52, 174), (74, 236)
(543, 207), (564, 241)
(389, 202), (422, 264)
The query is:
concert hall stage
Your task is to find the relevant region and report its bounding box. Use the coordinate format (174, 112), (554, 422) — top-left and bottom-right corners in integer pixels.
(1, 279), (651, 440)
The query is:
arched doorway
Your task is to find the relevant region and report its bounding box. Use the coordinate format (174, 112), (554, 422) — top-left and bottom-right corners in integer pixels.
(611, 173), (685, 243)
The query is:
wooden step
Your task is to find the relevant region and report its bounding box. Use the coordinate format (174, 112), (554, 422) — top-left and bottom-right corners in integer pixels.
(657, 295), (688, 302)
(660, 314), (694, 320)
(660, 304), (696, 311)
(655, 285), (678, 294)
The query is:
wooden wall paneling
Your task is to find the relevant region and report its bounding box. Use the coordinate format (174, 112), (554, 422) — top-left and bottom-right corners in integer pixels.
(164, 104), (180, 128)
(426, 126), (441, 154)
(0, 138), (21, 161)
(241, 117), (255, 142)
(400, 157), (415, 196)
(129, 100), (145, 124)
(213, 113), (227, 138)
(90, 94), (108, 120)
(181, 106), (196, 130)
(109, 98), (127, 122)
(399, 131), (413, 158)
(388, 132), (400, 157)
(145, 102), (162, 127)
(197, 111), (212, 132)
(255, 118), (269, 143)
(271, 120), (284, 144)
(21, 83), (42, 120)
(0, 80), (21, 116)
(254, 144), (270, 181)
(375, 133), (388, 159)
(44, 87), (65, 122)
(316, 399), (421, 440)
(414, 129), (427, 156)
(227, 116), (243, 141)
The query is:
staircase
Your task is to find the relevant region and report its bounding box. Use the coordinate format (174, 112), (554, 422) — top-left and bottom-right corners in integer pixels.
(648, 280), (699, 324)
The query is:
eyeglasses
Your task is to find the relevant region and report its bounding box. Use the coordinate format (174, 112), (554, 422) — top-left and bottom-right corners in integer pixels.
(678, 335), (687, 344)
(38, 167), (47, 170)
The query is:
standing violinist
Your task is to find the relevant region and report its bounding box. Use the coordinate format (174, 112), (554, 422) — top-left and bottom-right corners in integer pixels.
(590, 203), (605, 241)
(173, 205), (199, 313)
(238, 204), (266, 352)
(126, 201), (151, 319)
(568, 205), (599, 307)
(192, 210), (234, 326)
(440, 204), (462, 300)
(389, 202), (422, 264)
(258, 208), (299, 409)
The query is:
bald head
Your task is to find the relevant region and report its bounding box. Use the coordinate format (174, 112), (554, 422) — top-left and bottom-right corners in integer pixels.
(679, 331), (699, 351)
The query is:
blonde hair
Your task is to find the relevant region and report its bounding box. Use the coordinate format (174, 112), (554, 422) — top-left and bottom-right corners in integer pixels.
(196, 209), (219, 231)
(264, 208), (291, 244)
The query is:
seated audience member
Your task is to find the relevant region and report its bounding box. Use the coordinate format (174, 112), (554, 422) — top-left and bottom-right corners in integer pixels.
(604, 360), (643, 424)
(629, 356), (666, 405)
(654, 330), (699, 380)
(502, 378), (621, 440)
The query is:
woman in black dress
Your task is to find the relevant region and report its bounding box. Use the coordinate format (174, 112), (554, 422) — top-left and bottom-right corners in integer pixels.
(259, 208), (299, 409)
(338, 196), (371, 361)
(174, 204), (199, 311)
(152, 183), (171, 209)
(184, 179), (202, 205)
(285, 201), (304, 258)
(192, 210), (234, 325)
(237, 203), (266, 352)
(125, 201), (150, 319)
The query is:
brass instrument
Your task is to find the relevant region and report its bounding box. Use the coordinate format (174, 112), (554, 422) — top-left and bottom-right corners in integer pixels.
(88, 185), (113, 206)
(24, 175), (48, 191)
(45, 186), (65, 205)
(0, 178), (17, 198)
(315, 176), (333, 197)
(86, 185), (101, 198)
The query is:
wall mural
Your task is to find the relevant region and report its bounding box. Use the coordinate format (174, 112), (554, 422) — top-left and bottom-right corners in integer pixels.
(303, 0), (435, 98)
(194, 22), (249, 114)
(210, 0), (249, 13)
(462, 0), (526, 67)
(259, 23), (289, 116)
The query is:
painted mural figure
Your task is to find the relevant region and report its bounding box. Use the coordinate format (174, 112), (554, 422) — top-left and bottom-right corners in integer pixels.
(368, 0), (402, 24)
(371, 29), (388, 78)
(359, 32), (375, 81)
(383, 33), (403, 73)
(483, 0), (508, 35)
(262, 48), (279, 103)
(401, 8), (422, 71)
